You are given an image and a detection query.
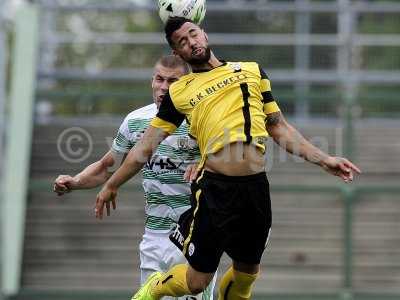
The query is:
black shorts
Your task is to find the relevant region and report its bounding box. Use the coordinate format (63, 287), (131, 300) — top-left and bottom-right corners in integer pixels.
(170, 170), (272, 273)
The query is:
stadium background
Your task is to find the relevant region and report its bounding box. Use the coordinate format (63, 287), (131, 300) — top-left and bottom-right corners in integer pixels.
(1, 0), (400, 299)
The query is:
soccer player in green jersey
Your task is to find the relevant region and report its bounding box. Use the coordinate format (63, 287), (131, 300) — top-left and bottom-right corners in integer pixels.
(95, 18), (361, 300)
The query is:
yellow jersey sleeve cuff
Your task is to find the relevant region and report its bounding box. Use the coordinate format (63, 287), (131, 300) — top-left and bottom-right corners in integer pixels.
(264, 101), (280, 114)
(151, 117), (178, 134)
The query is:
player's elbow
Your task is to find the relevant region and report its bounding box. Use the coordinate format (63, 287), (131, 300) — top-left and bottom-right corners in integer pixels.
(267, 122), (288, 140)
(100, 154), (116, 172)
(268, 121), (296, 145)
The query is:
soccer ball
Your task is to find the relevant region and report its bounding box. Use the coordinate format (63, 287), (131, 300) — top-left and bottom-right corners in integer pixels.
(158, 0), (206, 25)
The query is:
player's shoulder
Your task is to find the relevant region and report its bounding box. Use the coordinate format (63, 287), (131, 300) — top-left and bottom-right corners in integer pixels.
(118, 104), (156, 134)
(231, 61), (262, 72)
(235, 61), (270, 79)
(123, 103), (157, 121)
(169, 73), (195, 95)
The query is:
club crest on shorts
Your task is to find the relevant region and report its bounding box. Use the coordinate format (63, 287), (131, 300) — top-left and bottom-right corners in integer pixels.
(188, 243), (195, 256)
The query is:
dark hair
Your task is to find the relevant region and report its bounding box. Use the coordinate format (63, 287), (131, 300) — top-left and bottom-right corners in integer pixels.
(156, 55), (191, 74)
(165, 17), (196, 48)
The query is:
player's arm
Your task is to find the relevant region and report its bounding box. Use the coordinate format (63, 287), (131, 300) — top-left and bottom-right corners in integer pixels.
(95, 126), (169, 219)
(266, 111), (329, 164)
(265, 111), (361, 182)
(54, 112), (137, 195)
(106, 126), (169, 190)
(95, 92), (185, 219)
(259, 65), (361, 181)
(53, 150), (124, 195)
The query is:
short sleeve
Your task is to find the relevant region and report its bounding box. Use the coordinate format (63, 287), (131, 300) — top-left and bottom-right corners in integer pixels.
(112, 116), (134, 153)
(259, 66), (280, 114)
(151, 92), (185, 134)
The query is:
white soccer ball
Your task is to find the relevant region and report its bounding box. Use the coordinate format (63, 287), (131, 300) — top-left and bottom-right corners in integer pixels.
(158, 0), (206, 25)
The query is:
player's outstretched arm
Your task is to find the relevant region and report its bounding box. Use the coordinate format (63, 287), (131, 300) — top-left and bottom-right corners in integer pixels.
(53, 150), (117, 196)
(265, 111), (361, 182)
(95, 126), (169, 219)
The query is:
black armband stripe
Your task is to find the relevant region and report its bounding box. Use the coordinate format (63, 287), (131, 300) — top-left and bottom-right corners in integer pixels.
(262, 91), (274, 104)
(259, 66), (269, 80)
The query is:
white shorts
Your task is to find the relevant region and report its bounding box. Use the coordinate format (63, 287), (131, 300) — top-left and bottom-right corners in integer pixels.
(139, 230), (216, 300)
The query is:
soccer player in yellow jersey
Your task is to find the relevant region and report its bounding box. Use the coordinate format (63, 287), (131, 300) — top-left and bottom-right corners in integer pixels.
(94, 17), (361, 300)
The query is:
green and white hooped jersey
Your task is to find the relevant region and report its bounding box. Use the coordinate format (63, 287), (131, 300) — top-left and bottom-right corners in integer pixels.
(112, 103), (200, 233)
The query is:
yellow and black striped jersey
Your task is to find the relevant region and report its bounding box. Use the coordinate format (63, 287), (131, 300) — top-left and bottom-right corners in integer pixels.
(151, 61), (280, 168)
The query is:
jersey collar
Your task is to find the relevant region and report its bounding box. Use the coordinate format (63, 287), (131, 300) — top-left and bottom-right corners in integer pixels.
(192, 60), (227, 73)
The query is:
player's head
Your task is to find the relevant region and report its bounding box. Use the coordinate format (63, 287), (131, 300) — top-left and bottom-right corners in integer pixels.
(152, 55), (190, 108)
(165, 17), (211, 66)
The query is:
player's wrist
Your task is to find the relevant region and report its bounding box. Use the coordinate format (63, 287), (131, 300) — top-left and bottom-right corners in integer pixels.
(319, 155), (335, 170)
(70, 176), (82, 190)
(104, 180), (118, 192)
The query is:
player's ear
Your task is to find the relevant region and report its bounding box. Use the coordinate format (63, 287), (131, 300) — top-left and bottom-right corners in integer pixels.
(172, 49), (179, 56)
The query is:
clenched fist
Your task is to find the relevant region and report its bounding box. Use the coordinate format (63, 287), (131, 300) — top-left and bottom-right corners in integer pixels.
(53, 175), (80, 196)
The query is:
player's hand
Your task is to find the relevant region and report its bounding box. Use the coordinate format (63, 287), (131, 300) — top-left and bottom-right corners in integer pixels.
(95, 185), (117, 220)
(184, 164), (199, 183)
(53, 175), (79, 196)
(321, 157), (361, 183)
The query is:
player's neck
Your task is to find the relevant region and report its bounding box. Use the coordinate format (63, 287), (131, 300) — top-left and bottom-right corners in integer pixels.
(190, 53), (223, 72)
